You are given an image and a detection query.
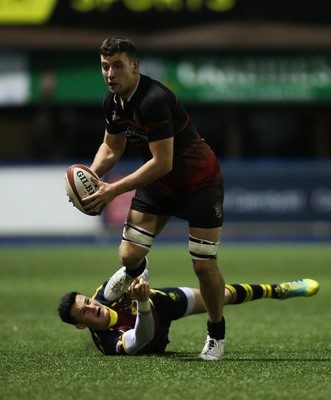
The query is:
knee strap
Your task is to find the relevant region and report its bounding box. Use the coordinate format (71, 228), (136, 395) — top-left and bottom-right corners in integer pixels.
(189, 235), (219, 260)
(122, 223), (155, 251)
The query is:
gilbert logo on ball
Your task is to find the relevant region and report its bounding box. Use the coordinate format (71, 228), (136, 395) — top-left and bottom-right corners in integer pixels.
(76, 170), (95, 196)
(64, 164), (99, 215)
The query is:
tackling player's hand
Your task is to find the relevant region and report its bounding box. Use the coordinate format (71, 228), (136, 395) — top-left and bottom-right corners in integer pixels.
(129, 277), (150, 302)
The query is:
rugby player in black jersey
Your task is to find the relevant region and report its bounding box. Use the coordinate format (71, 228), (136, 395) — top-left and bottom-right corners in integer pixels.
(82, 36), (226, 360)
(58, 276), (319, 356)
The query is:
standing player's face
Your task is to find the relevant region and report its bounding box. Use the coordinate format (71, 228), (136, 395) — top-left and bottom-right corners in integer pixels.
(100, 52), (139, 100)
(71, 294), (110, 330)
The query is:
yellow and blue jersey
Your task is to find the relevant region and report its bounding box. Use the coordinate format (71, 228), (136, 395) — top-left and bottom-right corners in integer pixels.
(90, 279), (188, 355)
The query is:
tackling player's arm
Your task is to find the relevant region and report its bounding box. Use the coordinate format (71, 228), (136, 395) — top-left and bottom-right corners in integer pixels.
(121, 278), (155, 355)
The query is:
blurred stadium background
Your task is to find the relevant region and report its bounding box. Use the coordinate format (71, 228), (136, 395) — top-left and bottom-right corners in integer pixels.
(1, 0), (331, 245)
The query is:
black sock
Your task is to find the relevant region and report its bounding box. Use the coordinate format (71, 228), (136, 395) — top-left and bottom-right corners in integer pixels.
(125, 257), (147, 278)
(207, 317), (225, 340)
(226, 283), (282, 304)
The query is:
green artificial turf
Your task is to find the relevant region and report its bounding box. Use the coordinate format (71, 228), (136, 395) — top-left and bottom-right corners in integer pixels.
(1, 244), (330, 400)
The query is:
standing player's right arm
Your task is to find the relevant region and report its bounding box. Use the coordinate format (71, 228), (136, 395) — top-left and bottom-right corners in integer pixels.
(90, 130), (126, 178)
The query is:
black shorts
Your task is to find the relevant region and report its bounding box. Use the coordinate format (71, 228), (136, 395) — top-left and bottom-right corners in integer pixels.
(131, 185), (224, 228)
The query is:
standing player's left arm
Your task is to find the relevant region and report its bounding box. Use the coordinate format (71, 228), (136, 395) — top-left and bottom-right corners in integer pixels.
(83, 136), (174, 213)
(145, 135), (174, 178)
(121, 135), (174, 190)
(112, 135), (174, 193)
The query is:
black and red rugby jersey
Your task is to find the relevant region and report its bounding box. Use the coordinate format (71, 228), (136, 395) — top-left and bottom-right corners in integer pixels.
(103, 74), (222, 195)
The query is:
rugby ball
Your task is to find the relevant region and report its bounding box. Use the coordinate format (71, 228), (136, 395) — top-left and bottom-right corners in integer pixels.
(64, 164), (99, 216)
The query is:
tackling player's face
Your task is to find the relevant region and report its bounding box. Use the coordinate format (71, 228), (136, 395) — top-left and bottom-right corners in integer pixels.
(71, 294), (110, 330)
(100, 52), (139, 100)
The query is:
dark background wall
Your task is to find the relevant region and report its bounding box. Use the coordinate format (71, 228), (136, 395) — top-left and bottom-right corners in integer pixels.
(1, 0), (331, 163)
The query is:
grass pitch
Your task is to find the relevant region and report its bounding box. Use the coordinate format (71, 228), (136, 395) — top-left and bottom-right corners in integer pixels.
(1, 243), (330, 400)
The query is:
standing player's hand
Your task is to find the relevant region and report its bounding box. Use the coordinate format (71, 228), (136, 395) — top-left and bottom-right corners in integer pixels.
(82, 176), (116, 215)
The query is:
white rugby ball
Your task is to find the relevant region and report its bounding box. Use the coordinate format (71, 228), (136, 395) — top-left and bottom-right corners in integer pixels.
(64, 164), (99, 216)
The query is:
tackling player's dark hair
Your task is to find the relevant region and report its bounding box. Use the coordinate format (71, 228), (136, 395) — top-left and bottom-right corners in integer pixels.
(58, 291), (79, 326)
(100, 37), (137, 60)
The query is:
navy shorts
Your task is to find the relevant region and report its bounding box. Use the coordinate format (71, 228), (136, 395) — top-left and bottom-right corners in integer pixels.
(150, 287), (189, 324)
(144, 287), (189, 354)
(131, 185), (224, 228)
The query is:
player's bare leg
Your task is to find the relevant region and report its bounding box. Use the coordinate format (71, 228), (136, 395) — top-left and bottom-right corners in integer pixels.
(193, 258), (225, 322)
(189, 226), (226, 361)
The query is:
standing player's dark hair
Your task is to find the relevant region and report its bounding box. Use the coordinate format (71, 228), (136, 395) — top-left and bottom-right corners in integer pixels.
(100, 37), (137, 59)
(58, 291), (79, 326)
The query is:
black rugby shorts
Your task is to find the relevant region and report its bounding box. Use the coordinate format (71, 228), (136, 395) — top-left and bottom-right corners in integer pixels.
(131, 185), (224, 228)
